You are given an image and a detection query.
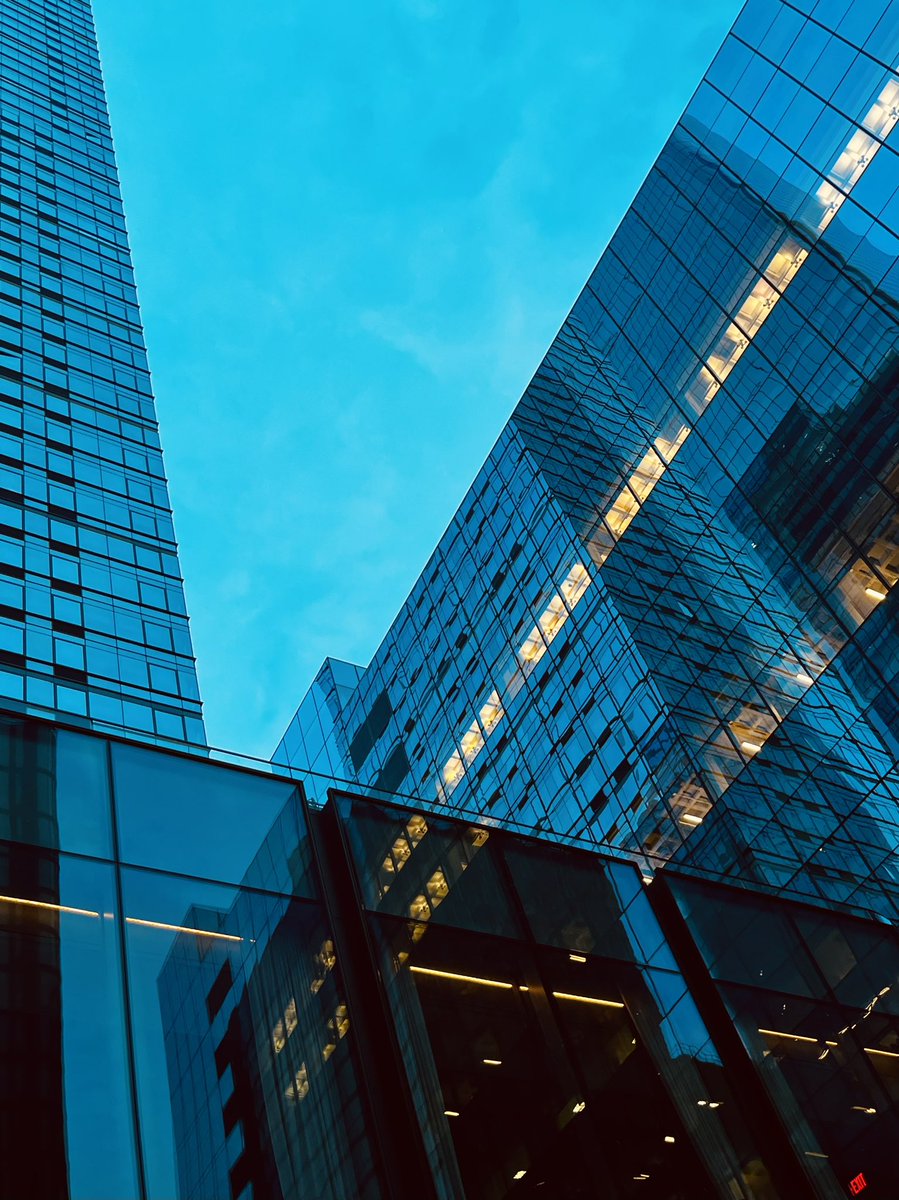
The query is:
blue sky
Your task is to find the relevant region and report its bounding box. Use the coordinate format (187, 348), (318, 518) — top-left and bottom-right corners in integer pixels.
(91, 0), (741, 760)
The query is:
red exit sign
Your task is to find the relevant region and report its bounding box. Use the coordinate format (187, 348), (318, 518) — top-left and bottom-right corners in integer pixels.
(849, 1174), (867, 1196)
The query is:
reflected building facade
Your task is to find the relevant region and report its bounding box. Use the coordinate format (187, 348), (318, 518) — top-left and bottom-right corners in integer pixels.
(277, 0), (899, 921)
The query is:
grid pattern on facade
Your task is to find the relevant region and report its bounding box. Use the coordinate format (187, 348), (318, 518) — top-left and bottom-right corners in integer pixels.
(0, 0), (204, 744)
(277, 0), (899, 921)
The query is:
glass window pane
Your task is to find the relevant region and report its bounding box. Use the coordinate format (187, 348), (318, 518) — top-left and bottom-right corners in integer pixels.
(121, 867), (382, 1200)
(112, 744), (313, 894)
(0, 847), (138, 1199)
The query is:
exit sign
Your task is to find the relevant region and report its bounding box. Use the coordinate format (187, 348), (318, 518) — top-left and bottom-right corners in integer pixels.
(849, 1174), (867, 1196)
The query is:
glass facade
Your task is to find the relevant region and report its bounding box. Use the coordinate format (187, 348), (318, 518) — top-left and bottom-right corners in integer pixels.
(276, 0), (899, 923)
(2, 0), (899, 1196)
(0, 0), (204, 745)
(0, 709), (895, 1200)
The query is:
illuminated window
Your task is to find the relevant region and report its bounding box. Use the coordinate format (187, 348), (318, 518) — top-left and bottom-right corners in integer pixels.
(438, 562), (592, 799)
(272, 997), (299, 1054)
(460, 720), (486, 766)
(285, 1063), (309, 1103)
(815, 78), (899, 232)
(478, 690), (504, 735)
(519, 562), (593, 669)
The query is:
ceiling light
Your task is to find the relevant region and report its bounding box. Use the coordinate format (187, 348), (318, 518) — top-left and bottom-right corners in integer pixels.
(483, 1058), (502, 1066)
(513, 1170), (527, 1181)
(664, 1136), (675, 1144)
(409, 966), (513, 990)
(552, 990), (624, 1008)
(569, 953), (587, 963)
(444, 1109), (460, 1118)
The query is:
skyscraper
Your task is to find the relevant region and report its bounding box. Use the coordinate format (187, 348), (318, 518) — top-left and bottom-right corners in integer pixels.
(0, 1), (897, 1199)
(277, 0), (899, 922)
(0, 0), (204, 747)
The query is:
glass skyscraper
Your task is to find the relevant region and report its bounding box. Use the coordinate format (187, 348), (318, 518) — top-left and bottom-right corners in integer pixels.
(277, 0), (899, 923)
(0, 0), (204, 746)
(0, 1), (898, 1199)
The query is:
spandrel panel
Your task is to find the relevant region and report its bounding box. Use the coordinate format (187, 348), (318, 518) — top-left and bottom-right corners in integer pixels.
(0, 846), (137, 1200)
(500, 836), (640, 962)
(112, 743), (314, 896)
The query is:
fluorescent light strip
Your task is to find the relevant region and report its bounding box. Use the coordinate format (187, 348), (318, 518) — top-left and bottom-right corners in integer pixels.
(552, 990), (624, 1009)
(865, 1045), (899, 1059)
(0, 894), (100, 919)
(410, 965), (513, 990)
(125, 917), (243, 943)
(758, 1028), (819, 1044)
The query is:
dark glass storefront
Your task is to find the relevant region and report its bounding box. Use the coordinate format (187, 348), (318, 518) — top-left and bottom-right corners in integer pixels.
(0, 710), (893, 1200)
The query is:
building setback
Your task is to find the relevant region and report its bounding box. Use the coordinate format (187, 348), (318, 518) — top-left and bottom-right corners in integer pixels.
(0, 2), (896, 1200)
(277, 0), (899, 924)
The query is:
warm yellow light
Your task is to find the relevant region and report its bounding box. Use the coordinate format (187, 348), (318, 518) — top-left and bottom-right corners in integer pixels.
(851, 1106), (877, 1114)
(740, 741), (762, 755)
(569, 953), (587, 963)
(572, 1101), (587, 1114)
(552, 990), (624, 1009)
(442, 750), (465, 791)
(664, 1136), (675, 1144)
(0, 894), (100, 919)
(483, 1058), (502, 1066)
(460, 721), (486, 765)
(285, 1061), (310, 1102)
(560, 562), (592, 608)
(406, 814), (428, 844)
(513, 1170), (527, 1180)
(796, 672), (814, 686)
(478, 691), (504, 736)
(426, 868), (449, 906)
(409, 965), (514, 990)
(865, 1045), (899, 1058)
(758, 1028), (819, 1045)
(125, 917), (242, 942)
(518, 563), (593, 670)
(865, 586), (887, 601)
(680, 813), (703, 826)
(444, 1109), (460, 1118)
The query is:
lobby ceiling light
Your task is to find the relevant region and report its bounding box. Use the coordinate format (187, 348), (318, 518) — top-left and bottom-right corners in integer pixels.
(552, 990), (624, 1008)
(409, 965), (513, 990)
